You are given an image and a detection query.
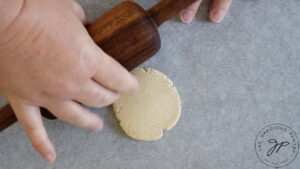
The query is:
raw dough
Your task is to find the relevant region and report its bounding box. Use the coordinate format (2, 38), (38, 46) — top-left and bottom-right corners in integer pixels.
(113, 68), (181, 141)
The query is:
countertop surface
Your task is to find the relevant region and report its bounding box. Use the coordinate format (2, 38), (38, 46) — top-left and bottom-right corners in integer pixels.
(1, 0), (300, 169)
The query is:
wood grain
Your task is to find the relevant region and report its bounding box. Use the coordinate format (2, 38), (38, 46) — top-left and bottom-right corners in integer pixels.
(87, 1), (161, 70)
(0, 0), (196, 132)
(148, 0), (197, 26)
(0, 105), (16, 131)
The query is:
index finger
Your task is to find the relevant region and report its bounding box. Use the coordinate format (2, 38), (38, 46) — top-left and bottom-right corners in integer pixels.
(92, 46), (139, 94)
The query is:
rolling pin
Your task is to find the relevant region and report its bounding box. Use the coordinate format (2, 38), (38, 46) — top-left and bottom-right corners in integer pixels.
(0, 0), (196, 131)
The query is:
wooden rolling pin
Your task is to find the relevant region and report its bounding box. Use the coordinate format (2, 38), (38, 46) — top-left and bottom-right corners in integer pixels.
(0, 0), (196, 131)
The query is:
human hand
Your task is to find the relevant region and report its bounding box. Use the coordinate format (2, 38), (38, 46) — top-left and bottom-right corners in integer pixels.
(179, 0), (233, 23)
(0, 0), (138, 163)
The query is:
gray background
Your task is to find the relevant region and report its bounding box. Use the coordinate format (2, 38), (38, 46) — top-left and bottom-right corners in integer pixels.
(1, 0), (300, 168)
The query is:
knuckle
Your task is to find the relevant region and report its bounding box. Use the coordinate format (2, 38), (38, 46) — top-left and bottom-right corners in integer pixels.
(93, 88), (103, 99)
(70, 111), (94, 130)
(81, 48), (100, 77)
(63, 110), (88, 128)
(74, 113), (86, 126)
(100, 93), (117, 107)
(111, 94), (120, 103)
(98, 94), (111, 108)
(92, 91), (107, 108)
(64, 112), (80, 123)
(115, 78), (129, 92)
(60, 82), (76, 93)
(32, 136), (48, 151)
(103, 95), (114, 105)
(43, 80), (78, 99)
(87, 57), (98, 77)
(23, 122), (40, 137)
(56, 81), (78, 97)
(25, 127), (49, 151)
(116, 77), (138, 94)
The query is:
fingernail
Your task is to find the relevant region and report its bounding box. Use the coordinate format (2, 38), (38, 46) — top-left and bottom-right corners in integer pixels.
(180, 10), (195, 23)
(212, 10), (224, 22)
(45, 153), (55, 163)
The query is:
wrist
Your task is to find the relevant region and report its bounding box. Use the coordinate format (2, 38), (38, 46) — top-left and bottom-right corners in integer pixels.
(0, 0), (24, 34)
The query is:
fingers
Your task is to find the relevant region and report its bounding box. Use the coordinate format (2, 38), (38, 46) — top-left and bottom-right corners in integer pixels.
(92, 47), (139, 94)
(209, 0), (232, 23)
(179, 0), (202, 23)
(47, 100), (103, 131)
(74, 79), (119, 108)
(71, 0), (88, 25)
(11, 102), (56, 163)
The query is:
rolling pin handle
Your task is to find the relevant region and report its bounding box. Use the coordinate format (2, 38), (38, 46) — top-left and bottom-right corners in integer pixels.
(147, 0), (197, 26)
(0, 104), (17, 132)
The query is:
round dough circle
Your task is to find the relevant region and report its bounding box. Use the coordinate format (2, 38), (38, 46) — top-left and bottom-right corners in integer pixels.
(113, 68), (181, 141)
